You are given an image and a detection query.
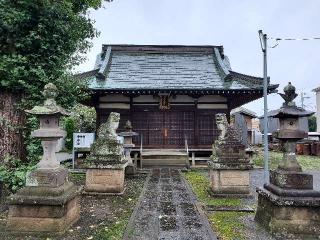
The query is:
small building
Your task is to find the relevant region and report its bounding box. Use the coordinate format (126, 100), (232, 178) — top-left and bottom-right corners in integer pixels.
(76, 45), (278, 152)
(313, 86), (320, 132)
(231, 107), (257, 146)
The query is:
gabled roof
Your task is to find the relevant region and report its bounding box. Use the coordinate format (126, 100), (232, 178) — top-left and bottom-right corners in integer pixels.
(75, 44), (278, 94)
(231, 107), (257, 118)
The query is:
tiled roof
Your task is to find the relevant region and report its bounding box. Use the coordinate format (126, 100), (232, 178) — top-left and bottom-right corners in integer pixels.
(74, 45), (278, 92)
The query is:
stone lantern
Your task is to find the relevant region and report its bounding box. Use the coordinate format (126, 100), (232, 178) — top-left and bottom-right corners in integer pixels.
(6, 83), (81, 234)
(85, 112), (128, 194)
(118, 120), (139, 175)
(255, 82), (319, 235)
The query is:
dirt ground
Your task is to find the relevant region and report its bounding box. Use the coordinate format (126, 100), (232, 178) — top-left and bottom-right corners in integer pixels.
(0, 173), (147, 240)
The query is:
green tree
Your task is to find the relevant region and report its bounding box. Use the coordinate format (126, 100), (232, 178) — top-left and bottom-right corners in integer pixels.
(308, 115), (317, 132)
(0, 0), (110, 162)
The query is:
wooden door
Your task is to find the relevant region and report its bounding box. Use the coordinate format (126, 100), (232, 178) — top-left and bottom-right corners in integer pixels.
(132, 111), (195, 148)
(198, 113), (219, 146)
(148, 112), (164, 146)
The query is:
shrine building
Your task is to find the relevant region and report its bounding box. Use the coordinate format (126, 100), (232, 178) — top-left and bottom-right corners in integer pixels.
(76, 44), (278, 153)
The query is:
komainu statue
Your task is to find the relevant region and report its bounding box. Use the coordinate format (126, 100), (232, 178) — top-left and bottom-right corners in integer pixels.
(97, 112), (121, 141)
(87, 112), (126, 166)
(215, 113), (228, 142)
(85, 112), (128, 194)
(208, 113), (252, 196)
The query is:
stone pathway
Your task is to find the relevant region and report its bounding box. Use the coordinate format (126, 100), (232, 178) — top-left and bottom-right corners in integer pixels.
(124, 168), (217, 240)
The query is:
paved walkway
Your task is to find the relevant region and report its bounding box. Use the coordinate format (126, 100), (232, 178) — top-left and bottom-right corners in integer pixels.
(124, 168), (217, 240)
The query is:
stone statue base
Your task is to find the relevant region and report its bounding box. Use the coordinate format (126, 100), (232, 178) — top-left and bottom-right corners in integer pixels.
(125, 163), (137, 176)
(209, 166), (252, 195)
(209, 142), (253, 196)
(85, 162), (128, 194)
(255, 187), (320, 235)
(6, 168), (81, 234)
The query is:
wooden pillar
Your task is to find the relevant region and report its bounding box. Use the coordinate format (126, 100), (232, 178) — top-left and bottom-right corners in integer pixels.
(191, 152), (196, 167)
(194, 98), (199, 147)
(92, 93), (101, 131)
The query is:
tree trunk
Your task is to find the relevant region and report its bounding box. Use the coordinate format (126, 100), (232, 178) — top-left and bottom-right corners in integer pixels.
(0, 90), (26, 163)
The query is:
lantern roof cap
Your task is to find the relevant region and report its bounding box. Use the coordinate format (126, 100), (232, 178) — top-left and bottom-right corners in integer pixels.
(26, 83), (69, 116)
(269, 82), (314, 118)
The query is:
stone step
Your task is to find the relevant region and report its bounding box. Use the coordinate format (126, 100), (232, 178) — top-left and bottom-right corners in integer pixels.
(142, 158), (188, 166)
(141, 149), (189, 167)
(142, 150), (187, 156)
(142, 155), (187, 160)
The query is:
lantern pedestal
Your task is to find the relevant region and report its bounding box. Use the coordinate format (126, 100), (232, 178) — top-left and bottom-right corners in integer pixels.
(6, 168), (81, 234)
(255, 82), (319, 235)
(255, 187), (320, 235)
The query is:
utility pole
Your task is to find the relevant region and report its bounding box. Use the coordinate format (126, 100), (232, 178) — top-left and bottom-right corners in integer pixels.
(258, 30), (269, 184)
(300, 92), (310, 109)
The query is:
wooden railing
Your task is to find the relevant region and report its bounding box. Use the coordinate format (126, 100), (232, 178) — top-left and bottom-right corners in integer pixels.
(140, 134), (143, 168)
(184, 134), (190, 168)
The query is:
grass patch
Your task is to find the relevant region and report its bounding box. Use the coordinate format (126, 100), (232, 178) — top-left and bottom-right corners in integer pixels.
(69, 172), (86, 185)
(253, 150), (320, 171)
(93, 176), (145, 240)
(182, 170), (241, 207)
(208, 212), (249, 240)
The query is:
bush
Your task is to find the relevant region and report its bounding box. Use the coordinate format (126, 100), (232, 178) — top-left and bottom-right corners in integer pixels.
(69, 103), (96, 132)
(63, 117), (76, 151)
(24, 115), (42, 163)
(62, 104), (96, 151)
(0, 156), (36, 193)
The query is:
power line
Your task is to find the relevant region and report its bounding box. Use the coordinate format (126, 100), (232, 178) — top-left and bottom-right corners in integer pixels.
(269, 36), (320, 41)
(300, 92), (310, 109)
(267, 35), (320, 48)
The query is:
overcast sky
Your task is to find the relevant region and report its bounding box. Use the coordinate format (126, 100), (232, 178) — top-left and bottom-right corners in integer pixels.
(75, 0), (320, 116)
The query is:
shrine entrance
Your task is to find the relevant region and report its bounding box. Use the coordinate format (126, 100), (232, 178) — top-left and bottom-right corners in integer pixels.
(131, 110), (218, 149)
(132, 111), (195, 148)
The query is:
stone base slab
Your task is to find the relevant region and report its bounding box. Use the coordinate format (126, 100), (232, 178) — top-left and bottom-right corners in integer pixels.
(209, 162), (253, 170)
(83, 188), (126, 196)
(26, 167), (68, 188)
(209, 169), (250, 195)
(85, 168), (125, 193)
(264, 183), (320, 197)
(8, 184), (81, 205)
(125, 163), (137, 176)
(270, 169), (313, 190)
(6, 195), (80, 234)
(208, 189), (253, 199)
(255, 187), (320, 235)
